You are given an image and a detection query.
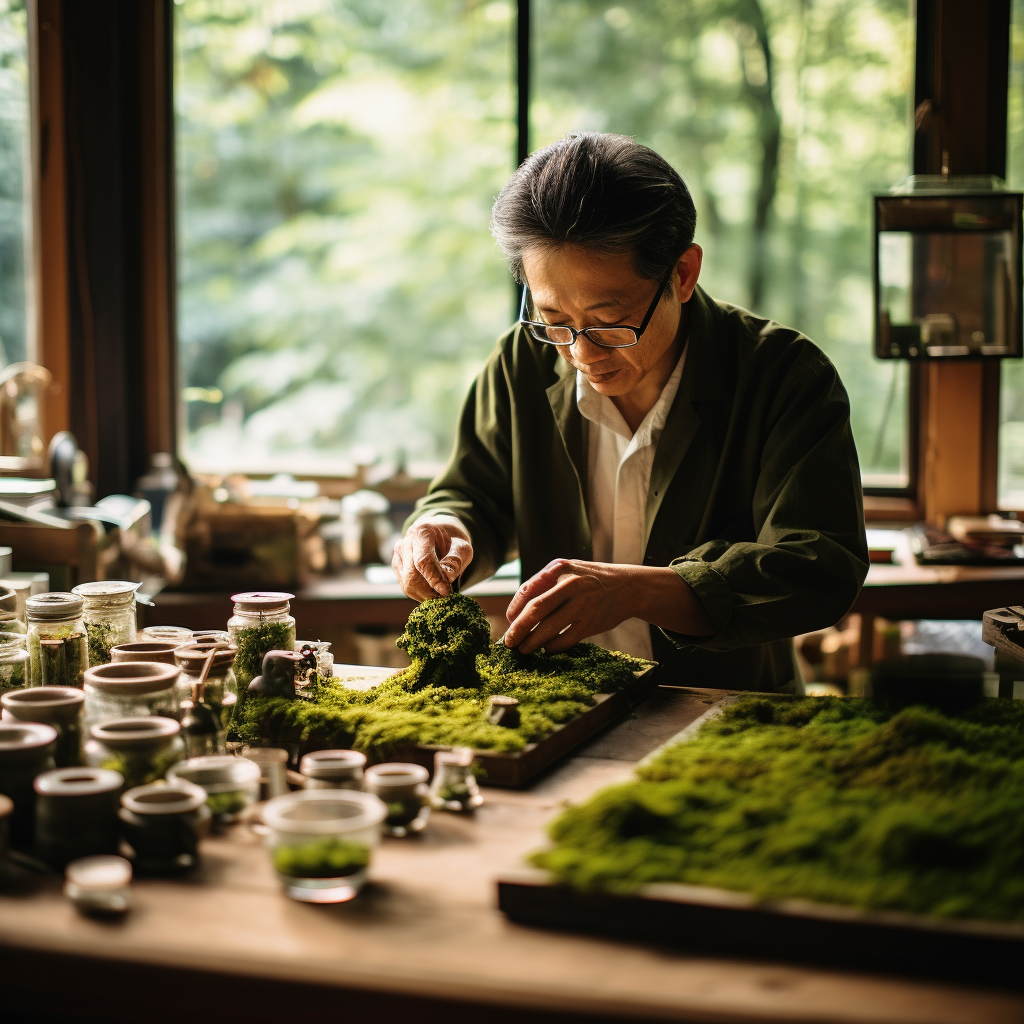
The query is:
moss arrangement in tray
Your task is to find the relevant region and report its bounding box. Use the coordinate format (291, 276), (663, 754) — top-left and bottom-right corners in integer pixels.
(235, 594), (649, 757)
(530, 694), (1024, 923)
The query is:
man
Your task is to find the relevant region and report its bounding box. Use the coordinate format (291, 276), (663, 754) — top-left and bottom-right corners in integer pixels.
(393, 132), (868, 692)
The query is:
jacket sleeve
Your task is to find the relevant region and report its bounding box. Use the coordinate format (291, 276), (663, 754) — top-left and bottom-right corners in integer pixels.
(664, 351), (869, 652)
(404, 342), (516, 588)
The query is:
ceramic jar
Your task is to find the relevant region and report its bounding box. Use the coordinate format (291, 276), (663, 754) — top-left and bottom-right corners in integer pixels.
(34, 767), (123, 867)
(262, 789), (387, 903)
(363, 762), (430, 837)
(167, 755), (261, 825)
(300, 749), (365, 791)
(64, 855), (132, 915)
(85, 717), (184, 790)
(0, 721), (57, 847)
(0, 635), (31, 695)
(429, 747), (483, 812)
(119, 781), (210, 874)
(82, 661), (180, 730)
(72, 581), (138, 667)
(228, 592), (295, 690)
(2, 686), (85, 767)
(110, 641), (180, 666)
(26, 593), (88, 688)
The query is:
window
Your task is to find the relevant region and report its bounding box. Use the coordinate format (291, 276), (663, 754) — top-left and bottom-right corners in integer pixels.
(0, 0), (32, 366)
(999, 0), (1024, 508)
(176, 0), (913, 485)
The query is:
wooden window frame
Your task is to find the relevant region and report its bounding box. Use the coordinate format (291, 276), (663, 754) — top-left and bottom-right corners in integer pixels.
(27, 1), (1013, 522)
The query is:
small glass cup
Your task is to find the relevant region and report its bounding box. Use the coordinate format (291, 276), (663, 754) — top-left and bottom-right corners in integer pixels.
(65, 854), (132, 916)
(262, 789), (387, 903)
(241, 746), (290, 800)
(300, 749), (365, 791)
(167, 755), (261, 825)
(429, 747), (483, 812)
(138, 625), (193, 645)
(363, 762), (430, 837)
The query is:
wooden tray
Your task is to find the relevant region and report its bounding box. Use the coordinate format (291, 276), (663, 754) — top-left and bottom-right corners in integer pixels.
(496, 696), (1024, 985)
(300, 662), (659, 788)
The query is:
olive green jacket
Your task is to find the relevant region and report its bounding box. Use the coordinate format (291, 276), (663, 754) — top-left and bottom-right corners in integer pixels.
(410, 285), (869, 692)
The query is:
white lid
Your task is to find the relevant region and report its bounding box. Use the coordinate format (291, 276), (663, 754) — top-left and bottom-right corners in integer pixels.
(66, 855), (132, 889)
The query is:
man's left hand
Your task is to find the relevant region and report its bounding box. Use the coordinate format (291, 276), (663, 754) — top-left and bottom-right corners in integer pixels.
(502, 559), (640, 654)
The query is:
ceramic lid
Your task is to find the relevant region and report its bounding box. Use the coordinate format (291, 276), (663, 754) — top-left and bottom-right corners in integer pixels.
(121, 780), (207, 816)
(230, 591), (294, 612)
(26, 592), (83, 621)
(89, 716), (180, 750)
(2, 686), (84, 723)
(0, 721), (57, 760)
(83, 661), (179, 695)
(300, 749), (366, 779)
(35, 767), (122, 796)
(71, 581), (138, 605)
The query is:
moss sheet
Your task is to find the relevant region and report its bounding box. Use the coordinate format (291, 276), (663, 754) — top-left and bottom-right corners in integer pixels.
(530, 694), (1024, 922)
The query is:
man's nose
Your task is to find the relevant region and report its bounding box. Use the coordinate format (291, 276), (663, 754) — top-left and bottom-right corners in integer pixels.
(571, 332), (612, 363)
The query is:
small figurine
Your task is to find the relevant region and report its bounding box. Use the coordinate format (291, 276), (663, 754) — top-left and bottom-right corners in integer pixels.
(246, 649), (307, 699)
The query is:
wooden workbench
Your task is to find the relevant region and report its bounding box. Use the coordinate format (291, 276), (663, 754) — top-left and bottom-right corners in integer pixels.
(2, 686), (1022, 1024)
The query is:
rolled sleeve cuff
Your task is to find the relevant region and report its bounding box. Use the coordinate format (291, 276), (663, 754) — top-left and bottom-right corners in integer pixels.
(662, 558), (733, 647)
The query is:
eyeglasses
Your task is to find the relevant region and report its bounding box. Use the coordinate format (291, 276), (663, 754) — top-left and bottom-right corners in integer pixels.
(518, 270), (673, 349)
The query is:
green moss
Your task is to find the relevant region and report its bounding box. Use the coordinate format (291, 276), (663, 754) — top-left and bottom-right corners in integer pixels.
(28, 626), (87, 687)
(86, 621), (118, 665)
(273, 837), (369, 878)
(206, 790), (249, 817)
(396, 593), (490, 689)
(529, 694), (1024, 923)
(235, 595), (649, 756)
(232, 621), (296, 688)
(99, 744), (182, 790)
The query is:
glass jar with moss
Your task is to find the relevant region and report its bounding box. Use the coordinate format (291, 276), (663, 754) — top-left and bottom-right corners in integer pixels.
(0, 635), (30, 694)
(85, 717), (184, 791)
(27, 593), (88, 688)
(363, 762), (430, 837)
(429, 747), (483, 813)
(0, 585), (26, 637)
(72, 581), (138, 666)
(262, 789), (387, 902)
(173, 642), (238, 729)
(228, 592), (295, 691)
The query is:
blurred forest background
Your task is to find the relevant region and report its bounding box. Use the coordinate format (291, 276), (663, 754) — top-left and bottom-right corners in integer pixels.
(176, 0), (915, 481)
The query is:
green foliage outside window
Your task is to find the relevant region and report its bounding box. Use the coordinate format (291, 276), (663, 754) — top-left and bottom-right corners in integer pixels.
(176, 0), (912, 483)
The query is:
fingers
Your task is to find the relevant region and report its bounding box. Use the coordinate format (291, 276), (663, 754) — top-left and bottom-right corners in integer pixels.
(504, 574), (578, 651)
(394, 523), (474, 602)
(506, 559), (572, 622)
(440, 533), (474, 582)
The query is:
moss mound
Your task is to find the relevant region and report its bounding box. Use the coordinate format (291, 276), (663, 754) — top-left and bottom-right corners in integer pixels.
(530, 694), (1024, 922)
(236, 595), (649, 756)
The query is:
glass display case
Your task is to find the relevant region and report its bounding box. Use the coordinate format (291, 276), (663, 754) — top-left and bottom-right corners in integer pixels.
(875, 177), (1023, 359)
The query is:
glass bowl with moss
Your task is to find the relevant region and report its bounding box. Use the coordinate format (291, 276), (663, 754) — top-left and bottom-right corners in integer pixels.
(236, 594), (651, 768)
(167, 755), (261, 825)
(261, 789), (387, 903)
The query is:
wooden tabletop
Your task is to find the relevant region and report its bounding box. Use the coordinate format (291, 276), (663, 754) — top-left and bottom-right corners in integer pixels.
(2, 686), (1022, 1024)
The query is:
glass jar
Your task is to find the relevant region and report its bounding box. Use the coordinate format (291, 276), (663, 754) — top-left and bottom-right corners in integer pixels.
(241, 746), (290, 800)
(82, 661), (180, 730)
(228, 592), (296, 691)
(85, 717), (184, 791)
(167, 755), (261, 825)
(363, 762), (430, 837)
(180, 696), (227, 758)
(262, 789), (387, 903)
(173, 643), (238, 730)
(300, 749), (365, 790)
(65, 855), (132, 915)
(0, 584), (26, 637)
(119, 780), (210, 875)
(139, 625), (193, 645)
(0, 721), (57, 848)
(2, 686), (85, 767)
(72, 581), (138, 667)
(27, 593), (88, 688)
(34, 767), (122, 868)
(429, 747), (483, 812)
(0, 635), (31, 695)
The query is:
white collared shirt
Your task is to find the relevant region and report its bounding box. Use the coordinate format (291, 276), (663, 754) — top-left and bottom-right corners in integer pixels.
(577, 349), (686, 660)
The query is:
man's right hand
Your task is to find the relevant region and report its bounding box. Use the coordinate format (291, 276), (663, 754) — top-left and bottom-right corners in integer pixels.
(392, 515), (474, 601)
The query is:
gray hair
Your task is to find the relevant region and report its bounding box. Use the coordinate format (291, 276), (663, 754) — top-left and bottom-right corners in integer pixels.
(490, 132), (697, 284)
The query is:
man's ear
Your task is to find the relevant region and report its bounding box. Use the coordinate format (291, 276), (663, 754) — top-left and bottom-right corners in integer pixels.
(674, 245), (703, 303)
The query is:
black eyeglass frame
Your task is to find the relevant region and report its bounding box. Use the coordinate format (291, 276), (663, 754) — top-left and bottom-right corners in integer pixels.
(518, 269), (674, 349)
